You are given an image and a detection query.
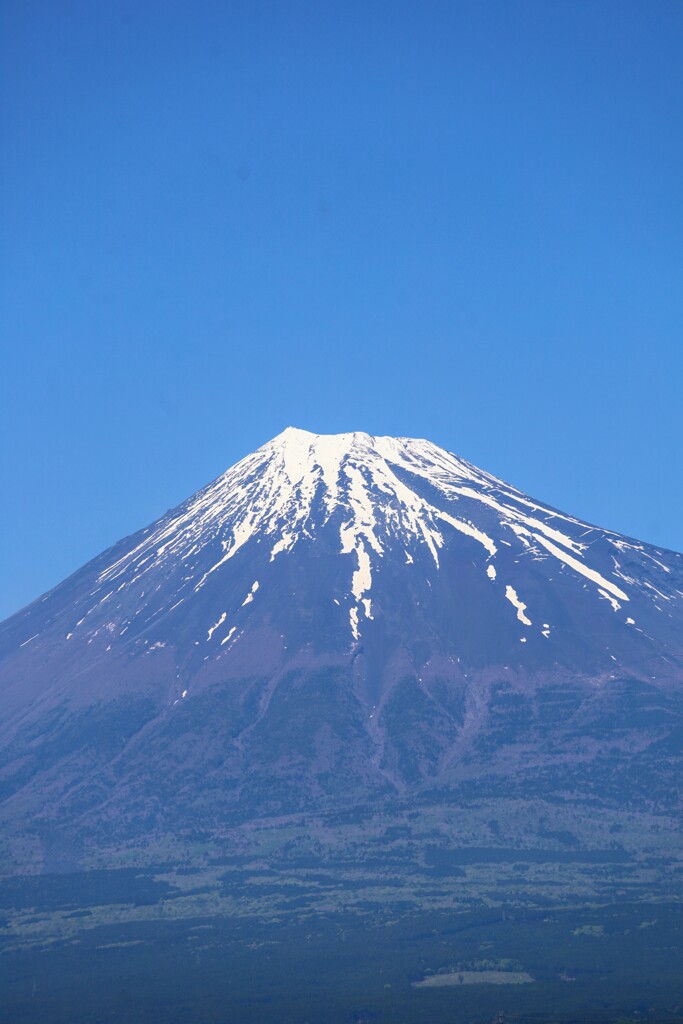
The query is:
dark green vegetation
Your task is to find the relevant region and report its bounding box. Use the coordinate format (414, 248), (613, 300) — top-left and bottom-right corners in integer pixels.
(1, 865), (683, 1024)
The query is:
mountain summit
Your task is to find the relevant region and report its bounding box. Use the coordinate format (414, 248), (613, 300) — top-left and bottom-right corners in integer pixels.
(1, 429), (682, 873)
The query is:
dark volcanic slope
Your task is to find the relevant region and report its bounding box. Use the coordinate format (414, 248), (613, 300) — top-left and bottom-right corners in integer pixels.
(1, 428), (682, 869)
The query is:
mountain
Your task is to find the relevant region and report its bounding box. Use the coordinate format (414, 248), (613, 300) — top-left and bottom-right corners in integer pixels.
(1, 427), (682, 881)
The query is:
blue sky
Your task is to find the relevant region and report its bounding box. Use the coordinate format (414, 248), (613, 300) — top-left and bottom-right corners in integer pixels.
(1, 0), (682, 621)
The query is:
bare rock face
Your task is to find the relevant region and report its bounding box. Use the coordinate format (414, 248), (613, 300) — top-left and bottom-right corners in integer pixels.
(1, 428), (682, 873)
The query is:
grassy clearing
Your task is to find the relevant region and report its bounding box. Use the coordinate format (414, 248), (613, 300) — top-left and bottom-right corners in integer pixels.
(414, 970), (534, 987)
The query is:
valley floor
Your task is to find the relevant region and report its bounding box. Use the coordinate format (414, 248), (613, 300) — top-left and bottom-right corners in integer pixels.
(1, 859), (683, 1024)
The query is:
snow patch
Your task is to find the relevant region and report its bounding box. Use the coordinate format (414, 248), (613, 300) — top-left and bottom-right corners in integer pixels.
(532, 534), (629, 603)
(207, 613), (227, 641)
(351, 540), (372, 602)
(598, 588), (621, 613)
(505, 585), (532, 626)
(270, 531), (295, 561)
(242, 580), (260, 606)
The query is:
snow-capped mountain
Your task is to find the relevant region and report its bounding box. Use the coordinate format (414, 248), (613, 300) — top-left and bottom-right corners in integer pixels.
(1, 428), (682, 871)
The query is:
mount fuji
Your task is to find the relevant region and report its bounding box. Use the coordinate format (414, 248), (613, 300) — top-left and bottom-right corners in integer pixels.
(1, 427), (682, 879)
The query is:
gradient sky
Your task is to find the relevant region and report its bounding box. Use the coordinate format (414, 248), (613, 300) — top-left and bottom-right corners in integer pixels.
(1, 0), (682, 621)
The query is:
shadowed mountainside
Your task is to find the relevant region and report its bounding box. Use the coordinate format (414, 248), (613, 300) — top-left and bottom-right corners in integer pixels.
(1, 428), (682, 881)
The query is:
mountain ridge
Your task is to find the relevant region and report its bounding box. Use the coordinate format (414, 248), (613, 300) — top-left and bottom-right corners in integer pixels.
(0, 428), (682, 880)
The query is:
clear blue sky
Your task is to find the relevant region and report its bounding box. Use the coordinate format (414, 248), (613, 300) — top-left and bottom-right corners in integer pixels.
(1, 0), (682, 621)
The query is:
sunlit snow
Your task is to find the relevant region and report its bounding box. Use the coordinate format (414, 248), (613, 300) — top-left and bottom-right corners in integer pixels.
(505, 585), (532, 626)
(207, 612), (227, 641)
(242, 580), (260, 606)
(92, 427), (650, 636)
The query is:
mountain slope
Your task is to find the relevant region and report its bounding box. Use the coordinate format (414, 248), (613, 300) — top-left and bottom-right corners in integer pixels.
(1, 428), (682, 874)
